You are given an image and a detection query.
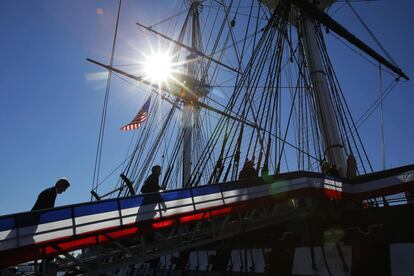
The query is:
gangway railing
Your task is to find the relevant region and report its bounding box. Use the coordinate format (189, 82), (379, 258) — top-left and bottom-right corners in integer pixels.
(1, 165), (413, 273)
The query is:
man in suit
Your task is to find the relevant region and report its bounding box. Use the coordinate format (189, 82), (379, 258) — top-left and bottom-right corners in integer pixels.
(32, 178), (70, 211)
(141, 165), (163, 193)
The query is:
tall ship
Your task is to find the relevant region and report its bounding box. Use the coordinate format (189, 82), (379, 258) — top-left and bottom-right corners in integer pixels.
(1, 0), (413, 275)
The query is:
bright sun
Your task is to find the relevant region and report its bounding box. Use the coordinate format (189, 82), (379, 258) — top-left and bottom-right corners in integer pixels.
(143, 52), (173, 83)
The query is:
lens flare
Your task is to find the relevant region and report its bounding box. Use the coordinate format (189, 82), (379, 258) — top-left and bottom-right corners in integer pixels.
(143, 52), (173, 83)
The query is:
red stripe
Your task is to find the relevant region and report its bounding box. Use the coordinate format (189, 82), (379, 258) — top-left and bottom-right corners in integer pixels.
(121, 111), (148, 131)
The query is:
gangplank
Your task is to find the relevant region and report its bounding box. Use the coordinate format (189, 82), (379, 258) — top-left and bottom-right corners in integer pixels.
(1, 165), (414, 274)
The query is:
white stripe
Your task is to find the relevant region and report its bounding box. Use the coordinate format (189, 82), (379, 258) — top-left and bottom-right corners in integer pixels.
(163, 198), (193, 209)
(75, 210), (120, 225)
(35, 219), (73, 234)
(347, 171), (414, 194)
(0, 235), (39, 251)
(120, 200), (193, 224)
(7, 219), (74, 241)
(161, 205), (194, 217)
(76, 219), (120, 235)
(248, 184), (272, 194)
(121, 206), (140, 217)
(222, 187), (250, 197)
(121, 204), (162, 224)
(122, 212), (161, 225)
(33, 228), (73, 243)
(0, 229), (14, 240)
(193, 192), (223, 203)
(195, 200), (223, 210)
(0, 227), (73, 251)
(224, 195), (250, 204)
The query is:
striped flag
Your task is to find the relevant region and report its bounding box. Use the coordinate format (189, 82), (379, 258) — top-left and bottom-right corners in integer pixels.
(120, 96), (151, 131)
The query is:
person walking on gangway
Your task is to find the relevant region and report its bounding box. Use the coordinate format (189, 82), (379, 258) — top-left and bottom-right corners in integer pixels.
(31, 178), (70, 272)
(32, 178), (70, 211)
(140, 165), (164, 245)
(238, 160), (258, 180)
(141, 165), (164, 194)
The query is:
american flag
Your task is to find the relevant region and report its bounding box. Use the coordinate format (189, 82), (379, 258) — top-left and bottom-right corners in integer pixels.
(120, 96), (151, 131)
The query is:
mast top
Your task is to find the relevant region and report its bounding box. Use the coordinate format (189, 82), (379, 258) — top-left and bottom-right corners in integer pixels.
(261, 0), (409, 80)
(261, 0), (334, 13)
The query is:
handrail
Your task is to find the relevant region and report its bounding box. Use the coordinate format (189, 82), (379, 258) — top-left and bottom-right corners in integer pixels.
(0, 165), (413, 268)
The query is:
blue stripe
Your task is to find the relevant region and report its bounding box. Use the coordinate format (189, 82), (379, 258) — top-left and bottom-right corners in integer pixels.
(161, 189), (191, 202)
(74, 200), (118, 217)
(141, 193), (163, 205)
(120, 196), (143, 209)
(38, 208), (72, 224)
(0, 217), (15, 232)
(0, 209), (72, 231)
(12, 213), (41, 229)
(191, 185), (221, 197)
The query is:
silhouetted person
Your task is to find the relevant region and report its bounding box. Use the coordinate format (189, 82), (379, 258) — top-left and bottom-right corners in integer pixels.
(30, 178), (70, 272)
(141, 165), (163, 194)
(140, 165), (164, 245)
(32, 178), (70, 211)
(320, 160), (330, 174)
(239, 160), (258, 180)
(346, 153), (357, 179)
(326, 164), (341, 179)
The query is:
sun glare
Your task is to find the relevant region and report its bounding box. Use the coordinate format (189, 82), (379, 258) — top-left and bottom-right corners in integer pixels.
(143, 52), (173, 83)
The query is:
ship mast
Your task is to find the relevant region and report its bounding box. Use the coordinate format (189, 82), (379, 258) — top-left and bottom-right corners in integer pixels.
(181, 0), (204, 186)
(262, 0), (347, 175)
(183, 1), (201, 186)
(261, 0), (409, 176)
(300, 14), (347, 175)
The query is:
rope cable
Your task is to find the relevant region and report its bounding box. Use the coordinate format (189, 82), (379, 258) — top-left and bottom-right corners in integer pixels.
(91, 0), (122, 197)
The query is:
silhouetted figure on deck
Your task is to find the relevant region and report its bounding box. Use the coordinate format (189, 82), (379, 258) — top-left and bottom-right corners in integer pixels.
(31, 178), (70, 272)
(32, 178), (70, 211)
(326, 164), (341, 179)
(141, 165), (163, 194)
(346, 153), (357, 179)
(140, 165), (164, 245)
(320, 160), (330, 174)
(239, 160), (258, 180)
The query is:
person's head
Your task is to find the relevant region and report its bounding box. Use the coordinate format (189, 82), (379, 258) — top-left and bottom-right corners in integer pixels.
(151, 165), (161, 175)
(55, 178), (70, 194)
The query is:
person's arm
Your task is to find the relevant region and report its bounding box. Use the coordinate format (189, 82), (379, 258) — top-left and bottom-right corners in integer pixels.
(157, 183), (165, 192)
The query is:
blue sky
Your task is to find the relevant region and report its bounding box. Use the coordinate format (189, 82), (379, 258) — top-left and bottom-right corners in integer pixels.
(0, 0), (413, 215)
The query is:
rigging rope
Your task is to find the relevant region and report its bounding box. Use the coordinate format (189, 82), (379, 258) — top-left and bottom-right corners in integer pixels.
(316, 25), (373, 172)
(91, 0), (122, 198)
(328, 32), (395, 78)
(149, 9), (187, 29)
(345, 0), (397, 66)
(356, 79), (398, 129)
